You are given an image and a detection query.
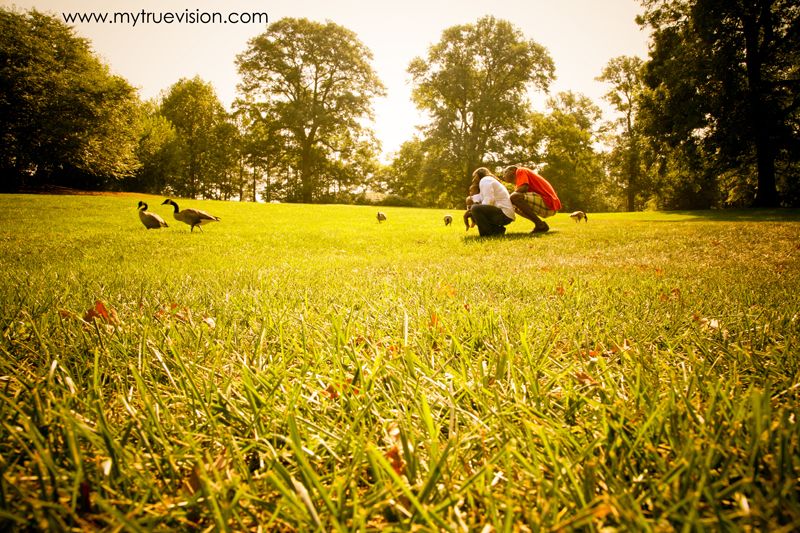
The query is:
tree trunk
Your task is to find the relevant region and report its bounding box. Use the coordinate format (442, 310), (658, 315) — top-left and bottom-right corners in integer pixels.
(238, 160), (246, 201)
(300, 167), (313, 203)
(252, 167), (258, 202)
(753, 135), (778, 207)
(300, 142), (314, 203)
(626, 145), (639, 212)
(743, 0), (779, 207)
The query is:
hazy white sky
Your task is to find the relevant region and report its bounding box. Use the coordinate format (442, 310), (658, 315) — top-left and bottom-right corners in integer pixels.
(5, 0), (650, 157)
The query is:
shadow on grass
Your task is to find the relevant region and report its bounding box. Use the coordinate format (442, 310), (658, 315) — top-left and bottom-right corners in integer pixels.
(463, 230), (558, 242)
(651, 208), (800, 222)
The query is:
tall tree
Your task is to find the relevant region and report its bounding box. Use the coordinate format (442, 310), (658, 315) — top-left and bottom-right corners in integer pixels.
(0, 8), (140, 190)
(407, 16), (555, 205)
(207, 119), (241, 200)
(236, 18), (385, 203)
(124, 100), (180, 194)
(160, 76), (229, 198)
(232, 101), (292, 202)
(535, 92), (606, 212)
(384, 138), (428, 204)
(639, 0), (800, 207)
(598, 56), (647, 211)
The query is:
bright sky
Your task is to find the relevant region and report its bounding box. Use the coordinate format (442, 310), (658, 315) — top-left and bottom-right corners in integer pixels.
(6, 0), (650, 158)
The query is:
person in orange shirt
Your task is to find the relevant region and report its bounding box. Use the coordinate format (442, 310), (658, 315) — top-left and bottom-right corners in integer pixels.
(501, 165), (562, 233)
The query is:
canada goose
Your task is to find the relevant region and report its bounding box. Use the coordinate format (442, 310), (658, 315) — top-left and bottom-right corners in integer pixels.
(569, 210), (588, 223)
(161, 199), (220, 232)
(137, 201), (168, 229)
(376, 211), (387, 223)
(444, 214), (453, 226)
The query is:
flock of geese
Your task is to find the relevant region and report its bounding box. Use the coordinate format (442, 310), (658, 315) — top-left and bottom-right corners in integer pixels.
(139, 203), (454, 233)
(139, 200), (588, 232)
(137, 199), (220, 232)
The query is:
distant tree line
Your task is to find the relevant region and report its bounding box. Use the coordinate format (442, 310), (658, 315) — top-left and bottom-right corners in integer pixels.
(1, 2), (798, 209)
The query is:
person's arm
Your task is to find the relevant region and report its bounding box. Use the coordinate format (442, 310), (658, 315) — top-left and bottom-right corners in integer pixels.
(467, 176), (482, 206)
(468, 177), (488, 205)
(514, 183), (529, 194)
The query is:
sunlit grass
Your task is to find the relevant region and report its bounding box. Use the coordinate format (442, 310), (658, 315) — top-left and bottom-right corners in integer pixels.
(1, 194), (799, 530)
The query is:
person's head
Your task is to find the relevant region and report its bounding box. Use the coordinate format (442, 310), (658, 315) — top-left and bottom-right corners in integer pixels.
(502, 165), (518, 183)
(472, 167), (493, 180)
(469, 167), (493, 195)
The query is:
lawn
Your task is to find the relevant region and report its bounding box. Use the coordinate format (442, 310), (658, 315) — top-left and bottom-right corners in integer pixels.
(1, 193), (799, 530)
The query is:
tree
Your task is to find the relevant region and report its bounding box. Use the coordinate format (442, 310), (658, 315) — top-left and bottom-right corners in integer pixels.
(598, 56), (647, 211)
(160, 76), (231, 198)
(123, 100), (181, 194)
(534, 92), (607, 212)
(237, 18), (385, 203)
(316, 132), (381, 203)
(206, 119), (241, 200)
(639, 0), (800, 207)
(0, 8), (140, 190)
(384, 135), (472, 207)
(384, 138), (427, 204)
(407, 16), (555, 205)
(232, 100), (293, 202)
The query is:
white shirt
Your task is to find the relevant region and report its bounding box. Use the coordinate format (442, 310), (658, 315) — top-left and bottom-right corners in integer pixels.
(470, 176), (516, 220)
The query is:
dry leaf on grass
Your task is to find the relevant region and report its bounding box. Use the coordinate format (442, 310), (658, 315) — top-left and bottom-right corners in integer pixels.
(83, 300), (120, 326)
(574, 371), (599, 387)
(384, 422), (407, 476)
(384, 445), (406, 476)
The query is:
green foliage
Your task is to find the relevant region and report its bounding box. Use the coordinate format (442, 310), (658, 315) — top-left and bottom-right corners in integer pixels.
(383, 136), (454, 207)
(236, 18), (385, 203)
(123, 101), (181, 194)
(3, 5), (797, 213)
(160, 77), (236, 199)
(598, 56), (651, 211)
(230, 106), (290, 202)
(0, 8), (140, 190)
(534, 92), (607, 212)
(205, 119), (242, 201)
(1, 194), (799, 529)
(638, 0), (800, 207)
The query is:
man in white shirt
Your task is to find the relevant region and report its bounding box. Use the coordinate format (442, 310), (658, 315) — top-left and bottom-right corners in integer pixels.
(466, 167), (516, 236)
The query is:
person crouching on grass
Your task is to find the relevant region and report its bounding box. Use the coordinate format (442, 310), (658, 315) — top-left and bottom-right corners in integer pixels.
(466, 167), (516, 237)
(501, 165), (562, 233)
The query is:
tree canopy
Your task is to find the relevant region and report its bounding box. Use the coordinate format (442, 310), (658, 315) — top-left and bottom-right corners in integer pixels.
(533, 92), (606, 212)
(638, 0), (800, 207)
(0, 8), (140, 191)
(1, 6), (797, 209)
(160, 77), (235, 199)
(236, 18), (385, 203)
(598, 56), (647, 211)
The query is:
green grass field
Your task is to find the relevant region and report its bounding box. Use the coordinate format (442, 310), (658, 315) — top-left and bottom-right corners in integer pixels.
(1, 193), (799, 531)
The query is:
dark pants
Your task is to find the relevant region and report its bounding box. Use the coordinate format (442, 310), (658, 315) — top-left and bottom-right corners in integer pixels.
(470, 204), (513, 236)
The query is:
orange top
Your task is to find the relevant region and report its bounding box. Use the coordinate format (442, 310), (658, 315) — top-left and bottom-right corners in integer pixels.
(515, 168), (562, 211)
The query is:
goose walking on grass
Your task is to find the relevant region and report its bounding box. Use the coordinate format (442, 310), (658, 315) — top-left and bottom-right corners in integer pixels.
(138, 201), (168, 229)
(569, 210), (588, 223)
(161, 199), (220, 232)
